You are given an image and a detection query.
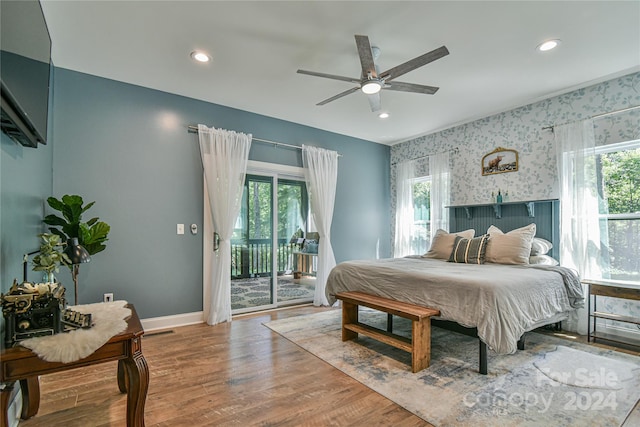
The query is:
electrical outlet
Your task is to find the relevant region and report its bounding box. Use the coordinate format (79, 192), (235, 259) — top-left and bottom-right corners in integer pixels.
(103, 293), (114, 303)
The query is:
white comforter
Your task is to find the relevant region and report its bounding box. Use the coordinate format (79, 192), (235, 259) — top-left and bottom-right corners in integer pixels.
(325, 257), (583, 354)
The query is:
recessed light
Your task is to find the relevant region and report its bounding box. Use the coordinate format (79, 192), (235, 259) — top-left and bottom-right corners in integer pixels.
(190, 51), (211, 63)
(378, 112), (390, 119)
(537, 39), (561, 52)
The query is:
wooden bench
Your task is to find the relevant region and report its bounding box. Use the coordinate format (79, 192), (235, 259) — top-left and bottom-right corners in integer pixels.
(335, 291), (440, 373)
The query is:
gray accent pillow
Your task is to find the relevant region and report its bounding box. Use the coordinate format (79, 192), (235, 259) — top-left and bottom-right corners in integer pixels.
(485, 223), (536, 265)
(423, 228), (475, 260)
(449, 235), (489, 264)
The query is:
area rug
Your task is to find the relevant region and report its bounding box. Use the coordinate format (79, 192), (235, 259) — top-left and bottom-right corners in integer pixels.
(264, 309), (640, 426)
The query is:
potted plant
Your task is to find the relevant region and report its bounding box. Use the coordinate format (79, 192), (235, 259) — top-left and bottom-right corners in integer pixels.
(31, 233), (71, 283)
(43, 195), (110, 303)
(44, 195), (110, 255)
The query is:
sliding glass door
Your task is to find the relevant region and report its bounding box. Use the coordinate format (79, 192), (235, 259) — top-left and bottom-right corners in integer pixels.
(276, 179), (315, 306)
(230, 175), (273, 311)
(231, 172), (314, 313)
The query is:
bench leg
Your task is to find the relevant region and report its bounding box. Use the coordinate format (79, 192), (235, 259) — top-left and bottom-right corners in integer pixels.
(411, 318), (431, 373)
(342, 301), (358, 341)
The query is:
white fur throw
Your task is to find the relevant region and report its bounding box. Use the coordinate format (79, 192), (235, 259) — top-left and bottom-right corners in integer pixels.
(21, 300), (131, 363)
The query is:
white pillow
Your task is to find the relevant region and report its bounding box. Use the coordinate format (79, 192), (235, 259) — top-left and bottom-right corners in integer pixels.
(530, 238), (553, 256)
(485, 223), (536, 265)
(529, 255), (559, 266)
(423, 229), (475, 260)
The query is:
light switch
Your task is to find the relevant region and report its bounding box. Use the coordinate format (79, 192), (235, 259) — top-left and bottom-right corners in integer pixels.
(177, 224), (184, 235)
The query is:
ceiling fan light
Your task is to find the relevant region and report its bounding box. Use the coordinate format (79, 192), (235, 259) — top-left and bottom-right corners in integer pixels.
(362, 80), (382, 95)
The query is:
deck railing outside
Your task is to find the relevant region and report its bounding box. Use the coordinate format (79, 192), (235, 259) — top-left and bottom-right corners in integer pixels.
(231, 238), (296, 279)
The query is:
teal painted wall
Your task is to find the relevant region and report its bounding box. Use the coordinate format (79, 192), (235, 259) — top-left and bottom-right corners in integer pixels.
(0, 57), (56, 293)
(0, 65), (54, 349)
(50, 68), (390, 319)
(0, 133), (53, 291)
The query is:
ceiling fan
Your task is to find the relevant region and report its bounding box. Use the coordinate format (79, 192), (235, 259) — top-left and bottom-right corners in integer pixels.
(297, 35), (449, 113)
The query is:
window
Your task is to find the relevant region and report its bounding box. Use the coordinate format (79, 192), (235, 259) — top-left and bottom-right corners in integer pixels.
(410, 176), (431, 255)
(597, 140), (640, 282)
(395, 156), (447, 258)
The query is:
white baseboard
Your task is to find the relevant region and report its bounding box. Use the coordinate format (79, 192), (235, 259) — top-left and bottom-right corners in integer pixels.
(141, 311), (204, 332)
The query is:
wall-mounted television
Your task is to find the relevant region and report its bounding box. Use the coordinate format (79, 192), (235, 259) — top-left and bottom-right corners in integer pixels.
(0, 0), (52, 148)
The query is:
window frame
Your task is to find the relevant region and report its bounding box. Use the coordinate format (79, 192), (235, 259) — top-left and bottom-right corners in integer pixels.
(409, 175), (432, 256)
(594, 138), (640, 282)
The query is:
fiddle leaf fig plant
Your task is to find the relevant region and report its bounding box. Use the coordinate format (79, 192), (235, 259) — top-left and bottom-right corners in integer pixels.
(32, 233), (71, 282)
(44, 194), (110, 255)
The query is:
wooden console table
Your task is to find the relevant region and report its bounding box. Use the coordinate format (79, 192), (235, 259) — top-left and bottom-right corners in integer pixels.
(584, 279), (640, 348)
(0, 304), (148, 427)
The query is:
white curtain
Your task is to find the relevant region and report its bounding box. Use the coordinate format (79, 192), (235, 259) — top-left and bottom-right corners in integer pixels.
(554, 118), (608, 334)
(394, 160), (416, 257)
(198, 124), (251, 325)
(429, 151), (451, 237)
(302, 145), (338, 306)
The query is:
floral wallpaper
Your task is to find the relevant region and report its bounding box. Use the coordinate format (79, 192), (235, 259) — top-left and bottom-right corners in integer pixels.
(391, 72), (640, 207)
(390, 72), (640, 336)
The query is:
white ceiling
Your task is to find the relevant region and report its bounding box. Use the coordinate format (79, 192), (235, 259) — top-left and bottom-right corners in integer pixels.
(40, 1), (640, 145)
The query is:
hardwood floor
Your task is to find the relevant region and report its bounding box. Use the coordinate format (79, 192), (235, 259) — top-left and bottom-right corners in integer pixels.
(15, 306), (640, 426)
(18, 306), (431, 426)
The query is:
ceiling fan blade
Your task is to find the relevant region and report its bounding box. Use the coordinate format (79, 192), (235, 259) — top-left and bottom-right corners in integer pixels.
(316, 86), (360, 106)
(297, 69), (360, 84)
(355, 35), (377, 79)
(379, 46), (449, 82)
(384, 81), (439, 94)
(367, 93), (381, 112)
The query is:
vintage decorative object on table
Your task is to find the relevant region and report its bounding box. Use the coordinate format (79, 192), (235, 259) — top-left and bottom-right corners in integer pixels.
(1, 280), (66, 345)
(1, 280), (94, 346)
(2, 230), (94, 346)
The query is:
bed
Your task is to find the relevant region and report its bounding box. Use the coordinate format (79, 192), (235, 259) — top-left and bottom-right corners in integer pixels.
(325, 224), (584, 373)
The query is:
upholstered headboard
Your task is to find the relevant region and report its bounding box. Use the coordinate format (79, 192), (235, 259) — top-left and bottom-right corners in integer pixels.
(448, 200), (559, 260)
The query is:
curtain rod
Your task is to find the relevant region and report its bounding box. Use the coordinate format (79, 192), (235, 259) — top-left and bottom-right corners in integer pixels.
(391, 147), (459, 166)
(188, 125), (302, 150)
(542, 105), (640, 132)
(188, 125), (342, 157)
